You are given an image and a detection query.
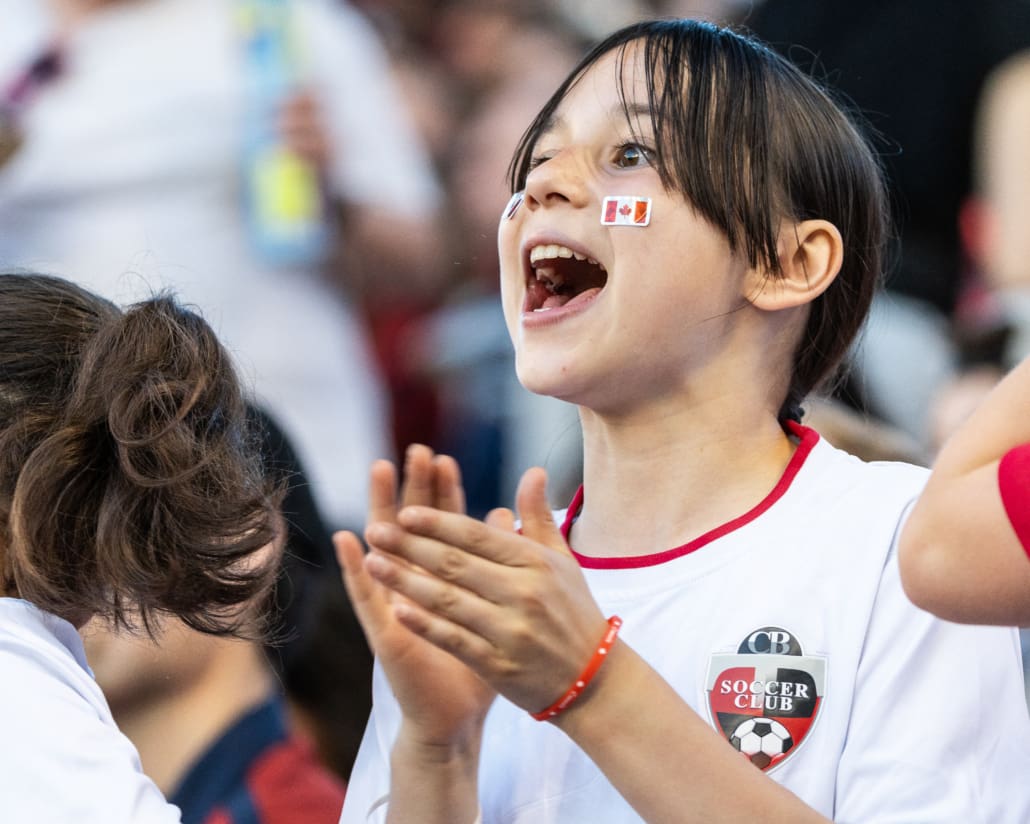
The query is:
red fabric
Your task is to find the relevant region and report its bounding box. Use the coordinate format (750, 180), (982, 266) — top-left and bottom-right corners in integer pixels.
(247, 738), (345, 823)
(366, 305), (441, 455)
(204, 736), (345, 824)
(998, 442), (1030, 558)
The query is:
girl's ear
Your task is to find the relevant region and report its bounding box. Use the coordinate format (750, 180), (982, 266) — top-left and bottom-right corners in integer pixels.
(745, 219), (844, 311)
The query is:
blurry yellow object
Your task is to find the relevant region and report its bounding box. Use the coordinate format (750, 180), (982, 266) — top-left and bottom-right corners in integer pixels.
(253, 146), (321, 226)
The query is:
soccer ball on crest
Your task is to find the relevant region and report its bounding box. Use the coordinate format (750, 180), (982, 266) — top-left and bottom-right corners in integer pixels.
(729, 717), (793, 769)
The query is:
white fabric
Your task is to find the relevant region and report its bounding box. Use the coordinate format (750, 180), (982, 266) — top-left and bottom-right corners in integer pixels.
(341, 433), (1030, 823)
(0, 598), (181, 822)
(0, 0), (441, 528)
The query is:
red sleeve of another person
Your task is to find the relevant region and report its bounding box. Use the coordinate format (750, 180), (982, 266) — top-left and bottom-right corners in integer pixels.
(203, 737), (346, 824)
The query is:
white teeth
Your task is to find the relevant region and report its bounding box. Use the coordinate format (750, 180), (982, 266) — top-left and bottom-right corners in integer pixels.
(529, 243), (594, 265)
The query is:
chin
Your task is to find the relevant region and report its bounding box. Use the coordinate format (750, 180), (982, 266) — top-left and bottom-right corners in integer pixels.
(516, 360), (561, 397)
(515, 362), (588, 406)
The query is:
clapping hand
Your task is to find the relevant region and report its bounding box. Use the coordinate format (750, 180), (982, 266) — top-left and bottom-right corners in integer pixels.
(335, 446), (496, 747)
(359, 466), (609, 718)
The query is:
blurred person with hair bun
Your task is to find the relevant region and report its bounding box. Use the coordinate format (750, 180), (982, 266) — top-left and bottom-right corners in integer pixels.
(0, 271), (282, 822)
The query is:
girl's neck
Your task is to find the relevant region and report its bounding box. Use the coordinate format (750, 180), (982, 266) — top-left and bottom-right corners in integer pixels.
(570, 401), (798, 560)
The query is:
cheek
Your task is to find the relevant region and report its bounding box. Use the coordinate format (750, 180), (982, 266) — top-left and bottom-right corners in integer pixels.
(497, 220), (523, 318)
(497, 210), (520, 264)
(499, 265), (522, 342)
(497, 230), (518, 278)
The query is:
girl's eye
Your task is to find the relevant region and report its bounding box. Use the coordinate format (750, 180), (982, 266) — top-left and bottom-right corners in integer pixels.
(614, 143), (653, 168)
(527, 153), (554, 171)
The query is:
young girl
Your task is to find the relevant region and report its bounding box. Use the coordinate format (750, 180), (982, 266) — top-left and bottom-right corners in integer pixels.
(0, 272), (281, 821)
(336, 19), (1030, 824)
(900, 353), (1030, 625)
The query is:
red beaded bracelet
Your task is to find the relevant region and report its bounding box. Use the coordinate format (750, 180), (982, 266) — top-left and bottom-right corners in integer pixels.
(531, 616), (623, 721)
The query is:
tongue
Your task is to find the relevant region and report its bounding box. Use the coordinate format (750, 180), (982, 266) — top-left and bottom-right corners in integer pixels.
(538, 287), (602, 311)
(540, 293), (570, 309)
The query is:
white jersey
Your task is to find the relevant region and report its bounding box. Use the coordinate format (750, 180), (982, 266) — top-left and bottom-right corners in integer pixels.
(341, 426), (1030, 823)
(0, 598), (181, 822)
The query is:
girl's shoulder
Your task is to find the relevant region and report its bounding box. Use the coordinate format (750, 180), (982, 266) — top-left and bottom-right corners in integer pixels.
(0, 602), (179, 821)
(0, 598), (100, 706)
(804, 428), (929, 497)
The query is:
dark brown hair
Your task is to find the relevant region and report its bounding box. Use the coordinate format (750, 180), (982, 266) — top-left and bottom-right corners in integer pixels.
(509, 19), (889, 421)
(0, 273), (282, 635)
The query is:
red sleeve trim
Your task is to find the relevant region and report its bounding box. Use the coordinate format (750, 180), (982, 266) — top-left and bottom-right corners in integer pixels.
(998, 442), (1030, 558)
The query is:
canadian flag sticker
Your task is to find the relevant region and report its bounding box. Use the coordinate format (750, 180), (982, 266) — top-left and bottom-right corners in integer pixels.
(601, 196), (652, 226)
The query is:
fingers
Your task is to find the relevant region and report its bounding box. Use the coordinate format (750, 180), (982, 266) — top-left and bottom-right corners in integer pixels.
(366, 521), (511, 605)
(400, 444), (435, 509)
(485, 507), (516, 532)
(367, 459), (399, 527)
(366, 446), (470, 566)
(515, 467), (571, 555)
(365, 545), (499, 642)
(432, 454), (466, 514)
(334, 530), (369, 599)
(395, 506), (535, 568)
(334, 530), (388, 650)
(390, 597), (498, 673)
(278, 90), (330, 169)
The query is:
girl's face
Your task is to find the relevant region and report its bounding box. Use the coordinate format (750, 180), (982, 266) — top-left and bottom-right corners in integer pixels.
(498, 44), (754, 415)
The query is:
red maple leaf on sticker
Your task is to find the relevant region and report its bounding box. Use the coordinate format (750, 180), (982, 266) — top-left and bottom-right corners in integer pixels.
(619, 203), (631, 216)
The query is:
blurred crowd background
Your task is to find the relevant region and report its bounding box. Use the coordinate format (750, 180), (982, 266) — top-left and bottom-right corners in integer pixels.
(3, 0), (1030, 813)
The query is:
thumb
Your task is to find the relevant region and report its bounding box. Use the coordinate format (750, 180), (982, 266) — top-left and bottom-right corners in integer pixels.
(514, 467), (570, 555)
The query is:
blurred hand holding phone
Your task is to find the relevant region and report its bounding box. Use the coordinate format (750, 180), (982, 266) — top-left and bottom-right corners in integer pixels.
(236, 0), (327, 267)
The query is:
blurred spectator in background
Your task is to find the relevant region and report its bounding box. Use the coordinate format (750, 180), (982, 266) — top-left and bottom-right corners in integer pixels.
(82, 406), (371, 820)
(741, 0), (1030, 451)
(83, 612), (348, 824)
(935, 48), (1030, 435)
(967, 51), (1030, 316)
(0, 0), (444, 531)
(247, 405), (373, 784)
(910, 47), (1030, 454)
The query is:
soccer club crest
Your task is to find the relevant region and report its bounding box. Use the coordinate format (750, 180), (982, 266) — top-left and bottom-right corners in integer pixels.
(706, 627), (826, 772)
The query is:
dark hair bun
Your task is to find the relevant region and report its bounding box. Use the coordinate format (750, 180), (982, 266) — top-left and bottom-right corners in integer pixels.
(0, 274), (281, 634)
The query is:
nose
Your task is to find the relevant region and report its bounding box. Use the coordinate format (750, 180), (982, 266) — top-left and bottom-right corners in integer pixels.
(523, 149), (592, 212)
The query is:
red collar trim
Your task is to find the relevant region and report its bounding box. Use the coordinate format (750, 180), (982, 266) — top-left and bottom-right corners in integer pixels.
(560, 421), (819, 569)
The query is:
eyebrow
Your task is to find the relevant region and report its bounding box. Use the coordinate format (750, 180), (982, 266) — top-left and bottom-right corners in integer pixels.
(621, 102), (652, 121)
(538, 102), (654, 139)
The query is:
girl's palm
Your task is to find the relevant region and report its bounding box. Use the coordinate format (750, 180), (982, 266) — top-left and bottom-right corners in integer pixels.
(336, 448), (495, 744)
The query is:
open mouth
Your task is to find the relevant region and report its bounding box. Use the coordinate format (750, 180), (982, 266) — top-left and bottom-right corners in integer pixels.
(525, 243), (608, 312)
